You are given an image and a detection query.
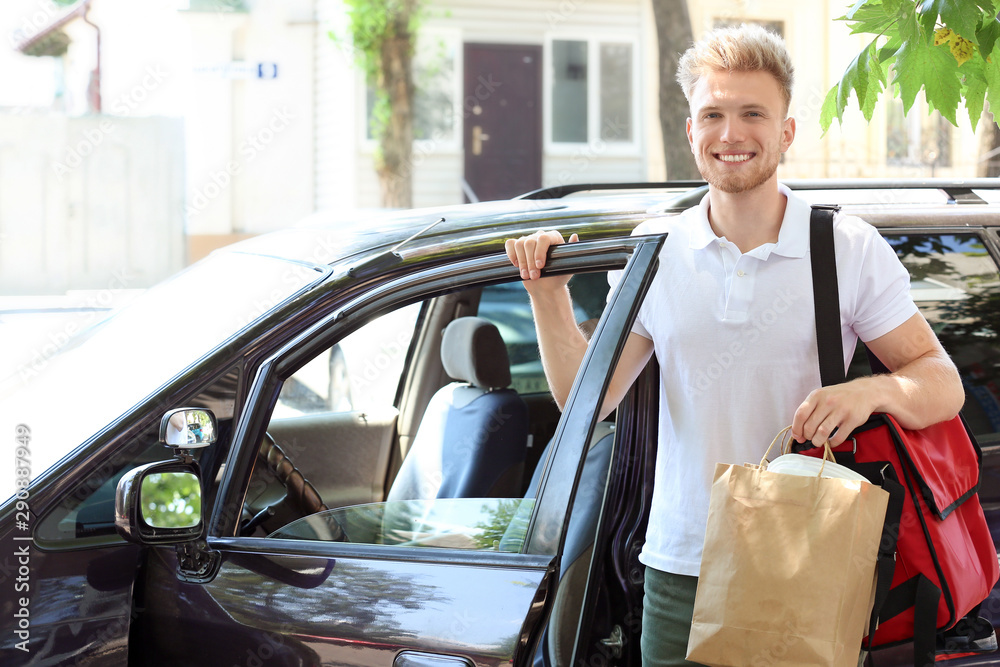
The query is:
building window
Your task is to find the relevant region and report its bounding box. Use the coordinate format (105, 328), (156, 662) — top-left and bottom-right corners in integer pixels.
(550, 38), (635, 145)
(886, 97), (952, 170)
(600, 43), (633, 142)
(552, 40), (588, 143)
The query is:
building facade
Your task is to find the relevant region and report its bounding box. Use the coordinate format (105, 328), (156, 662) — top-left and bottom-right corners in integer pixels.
(0, 0), (990, 292)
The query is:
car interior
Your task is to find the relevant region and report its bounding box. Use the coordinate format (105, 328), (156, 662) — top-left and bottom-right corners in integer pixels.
(245, 271), (613, 539)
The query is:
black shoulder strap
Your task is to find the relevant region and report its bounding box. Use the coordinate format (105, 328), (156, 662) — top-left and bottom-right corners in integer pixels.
(809, 204), (846, 387)
(811, 204), (913, 662)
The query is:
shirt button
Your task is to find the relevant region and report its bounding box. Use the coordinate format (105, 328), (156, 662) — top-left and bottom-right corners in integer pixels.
(737, 270), (746, 277)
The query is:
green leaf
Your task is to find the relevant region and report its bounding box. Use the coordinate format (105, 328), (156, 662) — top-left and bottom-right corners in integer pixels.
(896, 1), (923, 45)
(978, 17), (1000, 60)
(894, 36), (962, 123)
(917, 0), (942, 42)
(861, 43), (886, 121)
(974, 0), (1000, 16)
(837, 40), (874, 116)
(921, 0), (984, 44)
(883, 0), (904, 15)
(879, 33), (904, 61)
(984, 56), (1000, 121)
(846, 0), (869, 19)
(962, 58), (988, 127)
(844, 1), (902, 35)
(820, 84), (841, 134)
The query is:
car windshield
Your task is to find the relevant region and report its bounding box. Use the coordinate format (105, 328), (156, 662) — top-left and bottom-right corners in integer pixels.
(1, 251), (326, 499)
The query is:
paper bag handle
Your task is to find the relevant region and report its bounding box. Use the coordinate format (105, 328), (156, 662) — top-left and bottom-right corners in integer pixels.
(761, 426), (836, 477)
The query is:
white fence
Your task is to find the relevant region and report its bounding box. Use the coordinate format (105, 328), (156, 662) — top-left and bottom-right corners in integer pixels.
(0, 114), (185, 295)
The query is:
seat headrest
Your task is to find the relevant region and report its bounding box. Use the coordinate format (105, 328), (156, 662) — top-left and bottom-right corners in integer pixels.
(441, 317), (512, 389)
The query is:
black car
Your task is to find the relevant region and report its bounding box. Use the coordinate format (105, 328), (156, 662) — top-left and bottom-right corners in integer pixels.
(3, 180), (1000, 666)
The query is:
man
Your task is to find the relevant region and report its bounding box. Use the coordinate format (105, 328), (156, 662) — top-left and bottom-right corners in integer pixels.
(505, 24), (964, 666)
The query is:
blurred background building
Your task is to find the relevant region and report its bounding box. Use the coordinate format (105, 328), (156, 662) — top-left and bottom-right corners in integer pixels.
(0, 0), (991, 295)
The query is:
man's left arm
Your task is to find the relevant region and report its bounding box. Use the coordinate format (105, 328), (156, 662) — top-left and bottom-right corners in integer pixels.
(791, 312), (964, 447)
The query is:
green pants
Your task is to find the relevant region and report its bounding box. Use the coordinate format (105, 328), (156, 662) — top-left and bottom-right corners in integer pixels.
(641, 567), (706, 667)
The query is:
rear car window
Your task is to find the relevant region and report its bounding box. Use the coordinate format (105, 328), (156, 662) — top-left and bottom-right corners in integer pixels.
(849, 233), (1000, 446)
(478, 272), (608, 395)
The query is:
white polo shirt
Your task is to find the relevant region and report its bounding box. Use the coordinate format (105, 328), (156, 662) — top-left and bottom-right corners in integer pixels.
(608, 185), (917, 577)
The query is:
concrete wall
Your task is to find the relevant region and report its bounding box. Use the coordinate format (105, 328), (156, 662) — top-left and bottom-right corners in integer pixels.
(0, 115), (184, 294)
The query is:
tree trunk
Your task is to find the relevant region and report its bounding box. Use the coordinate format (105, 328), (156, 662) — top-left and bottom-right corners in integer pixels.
(651, 0), (700, 181)
(375, 4), (416, 209)
(979, 113), (1000, 178)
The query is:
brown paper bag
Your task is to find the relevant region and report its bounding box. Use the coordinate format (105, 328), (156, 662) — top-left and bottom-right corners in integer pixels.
(686, 431), (889, 667)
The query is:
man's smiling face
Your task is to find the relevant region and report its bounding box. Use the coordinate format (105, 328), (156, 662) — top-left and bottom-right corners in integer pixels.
(685, 69), (795, 195)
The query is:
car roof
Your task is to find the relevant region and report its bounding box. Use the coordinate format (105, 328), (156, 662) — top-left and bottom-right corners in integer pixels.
(215, 179), (1000, 270)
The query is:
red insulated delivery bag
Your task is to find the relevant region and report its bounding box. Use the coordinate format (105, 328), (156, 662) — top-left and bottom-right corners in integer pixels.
(801, 413), (998, 660)
(803, 205), (1000, 666)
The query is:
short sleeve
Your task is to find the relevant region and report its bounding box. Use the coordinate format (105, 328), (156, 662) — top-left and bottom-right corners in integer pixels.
(851, 227), (919, 342)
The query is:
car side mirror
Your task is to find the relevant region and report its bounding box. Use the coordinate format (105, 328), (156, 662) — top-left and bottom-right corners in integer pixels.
(115, 460), (203, 544)
(159, 407), (217, 459)
(115, 407), (216, 544)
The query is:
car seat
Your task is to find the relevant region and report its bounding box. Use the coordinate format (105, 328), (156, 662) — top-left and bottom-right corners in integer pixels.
(386, 316), (529, 501)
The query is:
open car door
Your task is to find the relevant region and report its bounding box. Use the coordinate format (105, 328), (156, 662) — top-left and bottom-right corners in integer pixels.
(125, 235), (663, 666)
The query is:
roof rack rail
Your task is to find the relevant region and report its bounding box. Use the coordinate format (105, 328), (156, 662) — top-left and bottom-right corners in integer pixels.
(517, 178), (1000, 205)
(515, 182), (706, 200)
(780, 178), (997, 204)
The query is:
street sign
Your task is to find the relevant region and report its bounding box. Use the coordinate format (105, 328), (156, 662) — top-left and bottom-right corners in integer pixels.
(194, 62), (278, 79)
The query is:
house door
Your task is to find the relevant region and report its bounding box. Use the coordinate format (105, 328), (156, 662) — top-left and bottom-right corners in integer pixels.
(463, 43), (542, 202)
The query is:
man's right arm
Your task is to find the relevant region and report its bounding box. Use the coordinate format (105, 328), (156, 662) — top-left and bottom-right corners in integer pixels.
(505, 231), (654, 419)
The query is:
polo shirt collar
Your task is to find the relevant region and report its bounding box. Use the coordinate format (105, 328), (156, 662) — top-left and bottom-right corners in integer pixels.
(686, 183), (811, 259)
(687, 192), (719, 251)
(771, 183), (810, 258)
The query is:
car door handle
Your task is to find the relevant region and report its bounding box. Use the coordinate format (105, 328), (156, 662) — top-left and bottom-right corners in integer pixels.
(472, 125), (490, 155)
(394, 652), (473, 667)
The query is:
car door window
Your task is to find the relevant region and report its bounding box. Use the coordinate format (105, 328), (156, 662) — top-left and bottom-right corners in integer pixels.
(242, 268), (630, 549)
(268, 497), (536, 552)
(248, 285), (546, 543)
(851, 233), (1000, 444)
(246, 305), (422, 526)
(273, 304), (421, 417)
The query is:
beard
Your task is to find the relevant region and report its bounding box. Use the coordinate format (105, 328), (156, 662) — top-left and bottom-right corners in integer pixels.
(694, 146), (781, 194)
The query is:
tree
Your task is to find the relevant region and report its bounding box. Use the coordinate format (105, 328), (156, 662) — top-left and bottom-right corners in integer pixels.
(979, 121), (1000, 175)
(336, 1), (422, 208)
(651, 0), (700, 179)
(822, 0), (1000, 135)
